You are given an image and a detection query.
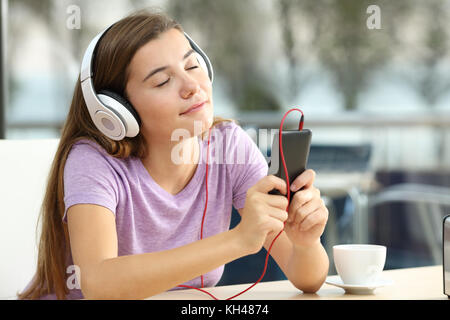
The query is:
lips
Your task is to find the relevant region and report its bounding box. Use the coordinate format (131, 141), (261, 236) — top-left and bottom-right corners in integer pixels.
(180, 101), (207, 115)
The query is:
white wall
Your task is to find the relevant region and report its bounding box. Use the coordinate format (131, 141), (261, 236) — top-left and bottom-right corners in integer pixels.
(0, 139), (59, 299)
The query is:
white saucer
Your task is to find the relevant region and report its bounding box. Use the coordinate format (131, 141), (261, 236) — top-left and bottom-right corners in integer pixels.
(325, 275), (394, 295)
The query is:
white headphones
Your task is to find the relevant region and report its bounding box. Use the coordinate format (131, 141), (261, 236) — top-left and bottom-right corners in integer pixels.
(80, 24), (214, 141)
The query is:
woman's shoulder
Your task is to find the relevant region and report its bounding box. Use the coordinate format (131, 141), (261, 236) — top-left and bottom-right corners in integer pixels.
(212, 120), (248, 141)
(67, 138), (125, 163)
(211, 120), (265, 167)
(65, 138), (124, 172)
(214, 120), (257, 146)
(69, 138), (109, 155)
(213, 119), (239, 131)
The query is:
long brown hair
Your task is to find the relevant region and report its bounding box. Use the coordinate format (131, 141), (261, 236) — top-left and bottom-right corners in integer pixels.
(18, 8), (234, 300)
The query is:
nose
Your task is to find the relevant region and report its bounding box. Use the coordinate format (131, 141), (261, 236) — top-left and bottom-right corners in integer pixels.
(180, 72), (201, 99)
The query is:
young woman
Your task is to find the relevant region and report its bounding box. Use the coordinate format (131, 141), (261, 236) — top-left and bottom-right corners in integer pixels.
(19, 9), (329, 300)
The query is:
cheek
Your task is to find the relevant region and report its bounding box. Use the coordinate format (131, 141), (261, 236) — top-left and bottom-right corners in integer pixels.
(202, 76), (213, 94)
(126, 84), (176, 135)
(135, 91), (173, 117)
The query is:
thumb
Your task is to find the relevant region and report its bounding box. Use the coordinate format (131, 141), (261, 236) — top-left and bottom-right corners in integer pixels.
(257, 175), (287, 195)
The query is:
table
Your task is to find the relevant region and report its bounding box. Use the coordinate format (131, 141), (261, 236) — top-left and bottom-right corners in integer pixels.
(147, 265), (448, 300)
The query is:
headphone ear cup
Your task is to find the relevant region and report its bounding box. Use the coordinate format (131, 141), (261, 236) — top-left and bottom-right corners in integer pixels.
(97, 90), (141, 139)
(98, 90), (141, 126)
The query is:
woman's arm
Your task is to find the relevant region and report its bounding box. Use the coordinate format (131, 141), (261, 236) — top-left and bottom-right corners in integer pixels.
(67, 204), (248, 299)
(262, 231), (329, 293)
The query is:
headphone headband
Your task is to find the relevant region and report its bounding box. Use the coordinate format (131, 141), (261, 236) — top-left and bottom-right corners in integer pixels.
(80, 26), (112, 83)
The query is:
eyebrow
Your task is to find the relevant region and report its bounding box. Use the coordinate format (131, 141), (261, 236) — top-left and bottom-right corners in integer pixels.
(142, 49), (196, 82)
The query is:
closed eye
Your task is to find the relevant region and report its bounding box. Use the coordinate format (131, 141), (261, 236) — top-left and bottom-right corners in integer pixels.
(155, 65), (200, 87)
(156, 79), (169, 87)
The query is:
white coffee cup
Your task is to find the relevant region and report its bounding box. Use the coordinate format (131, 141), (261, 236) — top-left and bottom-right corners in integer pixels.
(333, 244), (386, 285)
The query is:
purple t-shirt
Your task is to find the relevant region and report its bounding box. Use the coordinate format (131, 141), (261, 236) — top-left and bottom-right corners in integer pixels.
(35, 121), (268, 299)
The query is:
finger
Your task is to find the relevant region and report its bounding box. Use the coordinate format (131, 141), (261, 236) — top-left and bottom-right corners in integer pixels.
(257, 175), (287, 195)
(288, 203), (309, 225)
(299, 207), (328, 231)
(289, 187), (319, 211)
(268, 208), (288, 223)
(263, 193), (289, 211)
(290, 169), (316, 192)
(267, 218), (285, 236)
(288, 197), (322, 224)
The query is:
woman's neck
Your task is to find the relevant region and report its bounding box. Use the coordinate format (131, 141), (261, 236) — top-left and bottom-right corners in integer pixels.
(141, 135), (200, 195)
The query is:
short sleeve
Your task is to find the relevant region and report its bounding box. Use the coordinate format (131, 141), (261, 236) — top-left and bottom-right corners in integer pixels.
(230, 125), (268, 210)
(62, 141), (119, 223)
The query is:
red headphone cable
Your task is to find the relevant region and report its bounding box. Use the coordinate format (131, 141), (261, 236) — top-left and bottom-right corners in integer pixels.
(177, 127), (212, 293)
(178, 108), (304, 300)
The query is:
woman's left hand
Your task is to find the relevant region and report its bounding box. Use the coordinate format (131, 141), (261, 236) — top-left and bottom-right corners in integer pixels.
(283, 169), (329, 248)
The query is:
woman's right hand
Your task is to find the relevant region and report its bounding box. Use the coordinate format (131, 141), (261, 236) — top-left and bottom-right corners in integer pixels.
(234, 175), (290, 255)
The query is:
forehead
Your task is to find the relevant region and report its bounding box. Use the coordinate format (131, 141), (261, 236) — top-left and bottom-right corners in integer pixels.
(128, 28), (190, 73)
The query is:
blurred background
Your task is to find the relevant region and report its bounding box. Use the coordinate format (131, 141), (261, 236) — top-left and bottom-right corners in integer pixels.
(1, 0), (450, 287)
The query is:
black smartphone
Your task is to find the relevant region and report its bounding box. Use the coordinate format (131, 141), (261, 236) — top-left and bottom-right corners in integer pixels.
(268, 129), (312, 199)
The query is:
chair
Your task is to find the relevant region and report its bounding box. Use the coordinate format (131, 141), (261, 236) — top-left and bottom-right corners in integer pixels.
(308, 144), (372, 173)
(308, 144), (374, 255)
(369, 183), (450, 265)
(0, 139), (59, 299)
